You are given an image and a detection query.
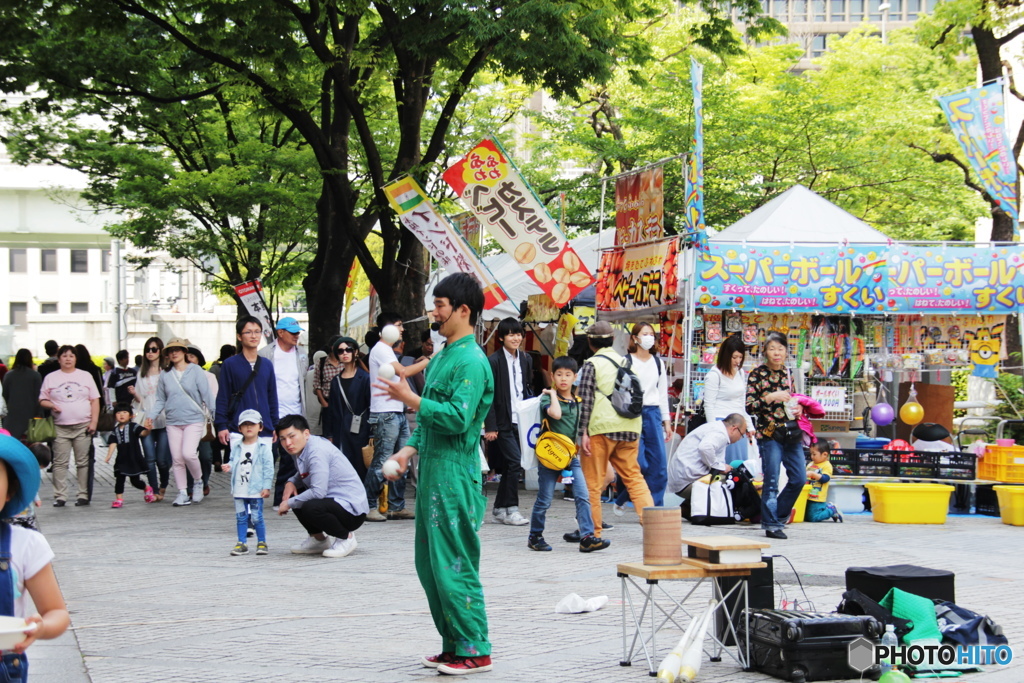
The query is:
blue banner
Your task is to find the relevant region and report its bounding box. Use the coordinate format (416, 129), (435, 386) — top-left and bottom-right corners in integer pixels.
(937, 80), (1019, 236)
(698, 242), (1024, 314)
(684, 57), (709, 257)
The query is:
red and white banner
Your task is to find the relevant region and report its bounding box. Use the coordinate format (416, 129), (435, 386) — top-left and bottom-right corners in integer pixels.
(233, 279), (275, 343)
(443, 137), (593, 307)
(615, 167), (664, 246)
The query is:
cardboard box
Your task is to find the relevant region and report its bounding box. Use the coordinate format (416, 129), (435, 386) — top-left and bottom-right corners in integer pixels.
(811, 418), (851, 433)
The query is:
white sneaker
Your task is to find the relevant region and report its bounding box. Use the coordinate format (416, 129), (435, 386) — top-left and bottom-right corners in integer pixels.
(613, 504), (626, 517)
(492, 507), (507, 523)
(322, 534), (357, 558)
(290, 535), (331, 555)
(504, 510), (528, 526)
(191, 483), (204, 504)
(171, 490), (191, 507)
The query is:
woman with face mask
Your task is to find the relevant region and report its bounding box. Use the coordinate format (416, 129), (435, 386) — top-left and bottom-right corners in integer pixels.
(612, 323), (670, 512)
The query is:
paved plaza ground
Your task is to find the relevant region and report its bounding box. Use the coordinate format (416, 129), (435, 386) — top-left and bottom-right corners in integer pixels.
(27, 459), (1024, 682)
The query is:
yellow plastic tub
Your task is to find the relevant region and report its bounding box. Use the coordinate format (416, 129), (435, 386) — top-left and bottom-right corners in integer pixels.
(865, 483), (954, 524)
(791, 484), (812, 523)
(994, 485), (1024, 526)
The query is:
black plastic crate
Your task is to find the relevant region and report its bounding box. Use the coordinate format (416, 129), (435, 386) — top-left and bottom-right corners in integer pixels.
(826, 449), (976, 481)
(975, 484), (1000, 516)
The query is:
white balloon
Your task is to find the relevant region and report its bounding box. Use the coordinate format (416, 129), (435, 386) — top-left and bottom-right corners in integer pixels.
(382, 460), (401, 478)
(377, 363), (396, 380)
(380, 324), (401, 345)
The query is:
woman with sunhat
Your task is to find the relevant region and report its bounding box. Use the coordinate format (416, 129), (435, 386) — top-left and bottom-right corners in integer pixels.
(0, 434), (71, 676)
(147, 338), (213, 507)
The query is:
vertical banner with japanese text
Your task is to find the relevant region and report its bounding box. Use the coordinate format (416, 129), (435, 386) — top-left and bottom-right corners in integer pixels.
(443, 137), (594, 306)
(684, 57), (710, 256)
(451, 211), (482, 252)
(233, 279), (275, 344)
(383, 176), (509, 309)
(937, 80), (1019, 237)
(595, 237), (680, 318)
(614, 167), (664, 245)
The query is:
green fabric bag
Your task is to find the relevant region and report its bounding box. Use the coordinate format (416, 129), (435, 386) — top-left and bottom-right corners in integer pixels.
(879, 587), (943, 643)
(26, 416), (55, 443)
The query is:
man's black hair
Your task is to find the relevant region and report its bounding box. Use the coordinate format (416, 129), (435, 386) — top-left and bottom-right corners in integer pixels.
(365, 329), (381, 347)
(44, 340), (58, 356)
(116, 349), (129, 362)
(433, 272), (484, 325)
(496, 317), (524, 342)
(236, 315), (263, 336)
(276, 414), (311, 433)
(420, 330), (432, 343)
(588, 336), (614, 350)
(552, 356), (579, 374)
(134, 355), (143, 367)
(113, 402), (134, 415)
(376, 311), (402, 328)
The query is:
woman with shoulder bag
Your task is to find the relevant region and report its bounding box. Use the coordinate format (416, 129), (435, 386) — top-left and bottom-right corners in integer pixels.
(704, 335), (756, 465)
(147, 338), (213, 508)
(185, 345), (218, 496)
(323, 337), (371, 480)
(745, 331), (804, 540)
(131, 337), (171, 501)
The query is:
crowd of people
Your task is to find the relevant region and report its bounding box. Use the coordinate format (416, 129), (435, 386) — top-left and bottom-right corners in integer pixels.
(0, 270), (848, 676)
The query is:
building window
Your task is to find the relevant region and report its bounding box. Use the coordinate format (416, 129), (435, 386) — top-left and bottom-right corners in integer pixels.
(849, 0), (864, 20)
(40, 303), (58, 314)
(8, 249), (26, 273)
(41, 249), (57, 273)
(71, 302), (89, 314)
(71, 249), (89, 273)
(793, 0), (807, 20)
(773, 0), (788, 19)
(102, 249), (110, 273)
(9, 303), (27, 329)
(811, 34), (828, 57)
(906, 0), (919, 18)
(830, 0), (845, 20)
(813, 0), (827, 20)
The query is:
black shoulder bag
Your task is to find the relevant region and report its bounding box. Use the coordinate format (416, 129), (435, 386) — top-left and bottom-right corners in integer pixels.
(226, 357), (262, 429)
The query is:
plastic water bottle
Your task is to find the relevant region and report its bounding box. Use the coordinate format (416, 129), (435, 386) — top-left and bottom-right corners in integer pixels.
(880, 624), (898, 674)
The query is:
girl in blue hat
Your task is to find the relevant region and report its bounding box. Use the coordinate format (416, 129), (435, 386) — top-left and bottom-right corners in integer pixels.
(0, 434), (70, 680)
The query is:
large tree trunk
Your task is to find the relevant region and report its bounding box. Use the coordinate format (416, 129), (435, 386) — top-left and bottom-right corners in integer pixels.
(303, 181), (356, 353)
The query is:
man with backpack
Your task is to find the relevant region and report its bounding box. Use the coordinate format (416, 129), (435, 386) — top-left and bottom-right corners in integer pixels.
(575, 321), (652, 539)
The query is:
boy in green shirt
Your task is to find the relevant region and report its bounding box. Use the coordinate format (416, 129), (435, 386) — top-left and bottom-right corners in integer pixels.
(377, 273), (495, 676)
(528, 357), (610, 553)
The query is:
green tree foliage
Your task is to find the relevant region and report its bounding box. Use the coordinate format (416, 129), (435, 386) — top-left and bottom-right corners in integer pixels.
(2, 83), (318, 311)
(0, 0), (770, 349)
(521, 20), (987, 241)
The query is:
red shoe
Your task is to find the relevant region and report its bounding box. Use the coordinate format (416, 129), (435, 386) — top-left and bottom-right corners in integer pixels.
(421, 652), (457, 668)
(111, 500), (123, 508)
(437, 655), (492, 675)
(144, 487), (155, 503)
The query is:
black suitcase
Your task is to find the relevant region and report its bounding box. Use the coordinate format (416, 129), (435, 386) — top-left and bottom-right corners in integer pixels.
(739, 609), (881, 682)
(845, 564), (955, 603)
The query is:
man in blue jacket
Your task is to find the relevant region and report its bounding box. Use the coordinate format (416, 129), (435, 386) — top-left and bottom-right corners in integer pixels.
(216, 316), (279, 453)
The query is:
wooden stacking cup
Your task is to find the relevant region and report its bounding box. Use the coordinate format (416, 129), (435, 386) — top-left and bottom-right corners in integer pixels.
(642, 506), (683, 566)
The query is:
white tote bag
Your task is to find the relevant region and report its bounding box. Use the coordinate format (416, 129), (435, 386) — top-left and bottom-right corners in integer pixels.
(516, 396), (543, 471)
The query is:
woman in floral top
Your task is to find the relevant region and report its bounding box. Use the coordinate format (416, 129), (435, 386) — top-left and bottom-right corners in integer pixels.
(746, 331), (804, 541)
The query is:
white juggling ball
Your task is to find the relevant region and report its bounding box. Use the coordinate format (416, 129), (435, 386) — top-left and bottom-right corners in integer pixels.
(382, 460), (401, 478)
(380, 324), (401, 345)
(377, 363), (396, 380)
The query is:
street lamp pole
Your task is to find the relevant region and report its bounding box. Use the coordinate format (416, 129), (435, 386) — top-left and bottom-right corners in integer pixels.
(879, 2), (892, 45)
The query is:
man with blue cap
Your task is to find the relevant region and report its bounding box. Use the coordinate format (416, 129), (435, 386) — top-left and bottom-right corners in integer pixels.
(0, 435), (71, 678)
(259, 316), (309, 508)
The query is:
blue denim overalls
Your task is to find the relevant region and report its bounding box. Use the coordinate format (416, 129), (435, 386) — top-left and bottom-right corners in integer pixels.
(0, 524), (28, 682)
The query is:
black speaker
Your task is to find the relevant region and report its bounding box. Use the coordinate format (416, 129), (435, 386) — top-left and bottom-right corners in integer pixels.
(846, 564), (955, 603)
(716, 555), (774, 646)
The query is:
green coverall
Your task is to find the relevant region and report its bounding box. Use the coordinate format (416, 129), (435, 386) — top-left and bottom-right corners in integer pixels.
(408, 332), (495, 657)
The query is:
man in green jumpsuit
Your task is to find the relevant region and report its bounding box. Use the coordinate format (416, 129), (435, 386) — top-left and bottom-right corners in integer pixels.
(378, 273), (495, 675)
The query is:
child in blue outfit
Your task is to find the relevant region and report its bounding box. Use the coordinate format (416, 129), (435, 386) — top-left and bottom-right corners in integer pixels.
(221, 410), (274, 556)
(528, 357), (610, 553)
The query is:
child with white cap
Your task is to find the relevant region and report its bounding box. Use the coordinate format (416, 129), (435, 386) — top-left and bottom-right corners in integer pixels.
(221, 410), (274, 555)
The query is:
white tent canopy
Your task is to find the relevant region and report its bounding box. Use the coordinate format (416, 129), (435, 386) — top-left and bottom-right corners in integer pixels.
(711, 184), (890, 243)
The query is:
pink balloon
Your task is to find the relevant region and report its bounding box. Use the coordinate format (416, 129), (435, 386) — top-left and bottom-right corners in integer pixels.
(871, 402), (895, 426)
